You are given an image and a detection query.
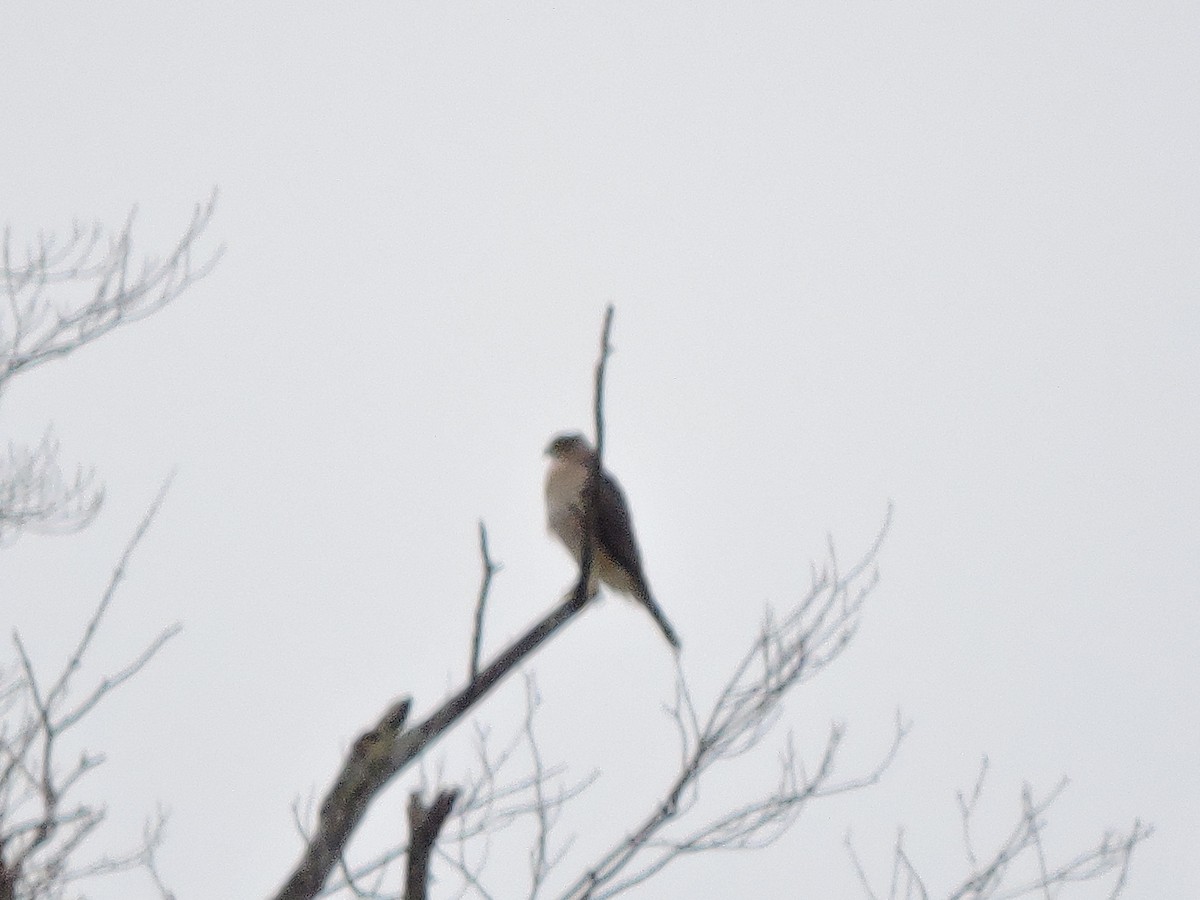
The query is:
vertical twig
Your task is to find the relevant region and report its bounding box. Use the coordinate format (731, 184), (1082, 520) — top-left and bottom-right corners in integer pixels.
(957, 756), (988, 870)
(1023, 784), (1052, 899)
(470, 522), (499, 682)
(524, 675), (550, 900)
(575, 305), (615, 607)
(844, 831), (880, 900)
(592, 305), (614, 462)
(1107, 821), (1143, 900)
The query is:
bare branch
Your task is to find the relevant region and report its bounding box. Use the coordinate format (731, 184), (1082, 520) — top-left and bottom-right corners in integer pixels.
(404, 789), (458, 900)
(314, 660), (597, 900)
(1, 484), (181, 898)
(573, 305), (614, 614)
(858, 763), (1156, 900)
(0, 190), (222, 393)
(845, 831), (880, 900)
(957, 755), (989, 871)
(591, 305), (614, 463)
(524, 682), (549, 899)
(1106, 821), (1145, 900)
(1021, 784), (1052, 900)
(140, 812), (177, 900)
(275, 309), (619, 900)
(469, 522), (500, 682)
(311, 385), (899, 900)
(435, 843), (498, 900)
(46, 474), (178, 717)
(278, 580), (601, 900)
(895, 834), (930, 900)
(559, 511), (898, 900)
(0, 430), (103, 545)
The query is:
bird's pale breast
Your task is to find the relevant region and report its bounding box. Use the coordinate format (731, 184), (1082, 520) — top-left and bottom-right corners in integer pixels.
(545, 457), (588, 557)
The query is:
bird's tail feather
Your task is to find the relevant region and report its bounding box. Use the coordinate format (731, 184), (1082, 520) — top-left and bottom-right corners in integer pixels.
(639, 591), (681, 652)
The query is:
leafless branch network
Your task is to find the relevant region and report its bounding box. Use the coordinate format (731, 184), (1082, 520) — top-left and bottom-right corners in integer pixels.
(0, 190), (220, 553)
(0, 482), (181, 900)
(0, 430), (103, 545)
(847, 756), (1152, 899)
(557, 511), (901, 900)
(0, 191), (222, 392)
(316, 675), (595, 900)
(439, 675), (594, 900)
(945, 764), (1152, 900)
(279, 306), (908, 900)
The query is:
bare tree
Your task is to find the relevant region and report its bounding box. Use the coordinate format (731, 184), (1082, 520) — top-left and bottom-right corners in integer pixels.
(273, 308), (1150, 900)
(290, 508), (900, 900)
(1, 205), (1149, 899)
(0, 196), (219, 899)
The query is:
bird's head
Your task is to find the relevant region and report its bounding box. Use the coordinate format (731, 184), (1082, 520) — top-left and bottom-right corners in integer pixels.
(544, 432), (593, 462)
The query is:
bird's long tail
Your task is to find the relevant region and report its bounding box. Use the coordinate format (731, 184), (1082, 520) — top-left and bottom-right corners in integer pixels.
(638, 591), (681, 652)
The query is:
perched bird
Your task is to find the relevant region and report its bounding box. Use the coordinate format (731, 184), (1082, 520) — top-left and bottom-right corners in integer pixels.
(543, 432), (681, 651)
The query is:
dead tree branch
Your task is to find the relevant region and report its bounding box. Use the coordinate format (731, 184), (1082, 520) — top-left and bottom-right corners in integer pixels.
(317, 681), (594, 899)
(274, 308), (618, 900)
(280, 308), (906, 900)
(405, 789), (458, 900)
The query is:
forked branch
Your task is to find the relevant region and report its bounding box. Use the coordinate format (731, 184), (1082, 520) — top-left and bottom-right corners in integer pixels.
(0, 481), (180, 898)
(0, 191), (221, 391)
(274, 307), (618, 900)
(559, 512), (898, 900)
(847, 757), (1153, 899)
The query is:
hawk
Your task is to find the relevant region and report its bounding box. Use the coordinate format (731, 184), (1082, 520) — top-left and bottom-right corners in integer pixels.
(544, 432), (681, 651)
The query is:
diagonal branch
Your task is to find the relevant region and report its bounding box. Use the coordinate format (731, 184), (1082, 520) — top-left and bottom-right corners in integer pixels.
(1, 481), (180, 897)
(47, 475), (178, 717)
(273, 307), (618, 900)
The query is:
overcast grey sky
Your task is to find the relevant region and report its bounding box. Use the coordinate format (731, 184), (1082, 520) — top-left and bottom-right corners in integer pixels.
(2, 3), (1197, 897)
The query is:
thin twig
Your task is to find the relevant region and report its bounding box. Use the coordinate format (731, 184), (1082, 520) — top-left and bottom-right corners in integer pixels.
(470, 522), (500, 682)
(524, 676), (550, 900)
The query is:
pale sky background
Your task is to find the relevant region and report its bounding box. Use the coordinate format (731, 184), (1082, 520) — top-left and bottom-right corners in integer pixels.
(2, 3), (1197, 898)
